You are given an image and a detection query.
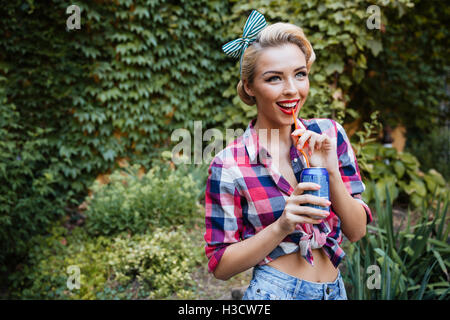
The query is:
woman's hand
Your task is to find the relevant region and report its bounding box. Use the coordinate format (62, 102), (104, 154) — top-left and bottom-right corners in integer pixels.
(291, 129), (339, 174)
(276, 182), (331, 235)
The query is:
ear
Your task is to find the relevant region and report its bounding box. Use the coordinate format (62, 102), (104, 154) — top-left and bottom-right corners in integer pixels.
(243, 79), (254, 97)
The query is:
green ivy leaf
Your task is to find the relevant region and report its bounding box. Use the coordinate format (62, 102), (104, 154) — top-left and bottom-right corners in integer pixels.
(367, 39), (383, 56)
(102, 149), (116, 162)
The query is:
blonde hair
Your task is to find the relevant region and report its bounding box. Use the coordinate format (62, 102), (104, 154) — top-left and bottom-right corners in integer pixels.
(237, 22), (316, 106)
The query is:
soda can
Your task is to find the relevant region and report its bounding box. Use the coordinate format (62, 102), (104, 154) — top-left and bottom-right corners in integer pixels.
(300, 167), (330, 219)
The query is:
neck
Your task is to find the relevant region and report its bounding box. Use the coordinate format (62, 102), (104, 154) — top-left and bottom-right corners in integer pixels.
(253, 117), (293, 153)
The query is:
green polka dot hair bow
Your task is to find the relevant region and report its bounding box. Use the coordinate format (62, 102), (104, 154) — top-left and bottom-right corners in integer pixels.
(222, 10), (267, 77)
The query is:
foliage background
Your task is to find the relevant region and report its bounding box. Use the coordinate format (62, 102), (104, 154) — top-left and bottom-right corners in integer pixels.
(0, 0), (448, 299)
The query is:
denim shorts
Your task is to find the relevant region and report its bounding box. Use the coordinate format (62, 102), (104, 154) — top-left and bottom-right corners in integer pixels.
(242, 265), (347, 300)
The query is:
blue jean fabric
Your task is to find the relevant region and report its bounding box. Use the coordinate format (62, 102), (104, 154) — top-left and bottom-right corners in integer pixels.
(242, 265), (347, 300)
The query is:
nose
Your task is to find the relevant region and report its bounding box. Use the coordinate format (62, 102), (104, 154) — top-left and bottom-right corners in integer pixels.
(283, 77), (297, 96)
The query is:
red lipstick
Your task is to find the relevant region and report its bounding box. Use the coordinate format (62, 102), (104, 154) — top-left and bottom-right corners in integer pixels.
(277, 99), (300, 115)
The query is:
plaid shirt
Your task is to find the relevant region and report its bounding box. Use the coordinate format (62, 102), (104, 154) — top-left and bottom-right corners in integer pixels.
(204, 117), (372, 273)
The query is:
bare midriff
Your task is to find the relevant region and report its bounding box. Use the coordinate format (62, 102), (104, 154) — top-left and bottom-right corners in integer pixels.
(266, 248), (339, 282)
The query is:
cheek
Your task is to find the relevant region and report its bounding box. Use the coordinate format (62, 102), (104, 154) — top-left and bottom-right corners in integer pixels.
(297, 80), (309, 110)
(299, 79), (309, 95)
(259, 85), (280, 101)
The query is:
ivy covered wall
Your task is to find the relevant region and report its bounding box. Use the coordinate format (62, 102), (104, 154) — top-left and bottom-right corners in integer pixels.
(0, 0), (232, 275)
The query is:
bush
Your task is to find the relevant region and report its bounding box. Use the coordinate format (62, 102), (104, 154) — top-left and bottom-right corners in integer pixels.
(5, 153), (206, 299)
(84, 163), (202, 237)
(406, 125), (450, 181)
(359, 143), (447, 207)
(8, 224), (111, 299)
(153, 151), (210, 204)
(8, 224), (203, 299)
(343, 188), (450, 300)
(350, 112), (448, 207)
(105, 228), (204, 299)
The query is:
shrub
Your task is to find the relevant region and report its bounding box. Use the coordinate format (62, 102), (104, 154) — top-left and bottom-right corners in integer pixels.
(8, 224), (203, 299)
(8, 224), (111, 299)
(105, 228), (204, 299)
(406, 125), (450, 181)
(154, 151), (210, 204)
(343, 188), (450, 300)
(351, 112), (448, 207)
(359, 143), (447, 207)
(84, 163), (202, 237)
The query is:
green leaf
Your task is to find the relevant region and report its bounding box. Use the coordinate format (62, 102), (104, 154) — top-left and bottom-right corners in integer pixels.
(313, 74), (325, 82)
(367, 39), (383, 56)
(393, 160), (406, 178)
(412, 180), (427, 197)
(102, 149), (116, 162)
(415, 261), (437, 299)
(427, 169), (446, 186)
(399, 153), (419, 167)
(356, 54), (367, 69)
(324, 61), (344, 75)
(432, 249), (449, 281)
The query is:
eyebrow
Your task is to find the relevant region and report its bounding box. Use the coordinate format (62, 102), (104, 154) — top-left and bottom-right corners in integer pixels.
(262, 66), (307, 76)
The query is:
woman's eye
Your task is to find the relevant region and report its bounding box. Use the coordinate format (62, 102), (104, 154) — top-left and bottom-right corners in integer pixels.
(267, 76), (280, 82)
(266, 72), (307, 82)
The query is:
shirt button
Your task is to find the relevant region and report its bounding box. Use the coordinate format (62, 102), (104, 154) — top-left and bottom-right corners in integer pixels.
(294, 158), (298, 162)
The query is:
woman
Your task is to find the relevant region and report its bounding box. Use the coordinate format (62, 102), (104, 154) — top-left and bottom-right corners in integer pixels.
(204, 10), (372, 300)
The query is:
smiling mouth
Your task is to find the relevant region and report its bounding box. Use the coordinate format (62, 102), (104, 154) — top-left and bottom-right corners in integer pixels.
(276, 100), (300, 113)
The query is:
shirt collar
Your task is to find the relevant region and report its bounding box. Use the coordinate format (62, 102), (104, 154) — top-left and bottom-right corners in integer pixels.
(242, 118), (259, 163)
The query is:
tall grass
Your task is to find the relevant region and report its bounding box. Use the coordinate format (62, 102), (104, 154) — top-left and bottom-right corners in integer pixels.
(344, 187), (449, 300)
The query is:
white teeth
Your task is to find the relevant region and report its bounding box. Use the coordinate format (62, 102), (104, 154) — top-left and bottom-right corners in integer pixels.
(277, 101), (298, 108)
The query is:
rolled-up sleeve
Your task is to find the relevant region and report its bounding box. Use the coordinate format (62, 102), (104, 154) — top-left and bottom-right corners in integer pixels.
(204, 159), (244, 273)
(333, 120), (373, 224)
